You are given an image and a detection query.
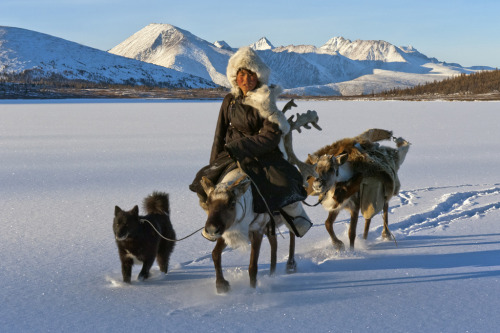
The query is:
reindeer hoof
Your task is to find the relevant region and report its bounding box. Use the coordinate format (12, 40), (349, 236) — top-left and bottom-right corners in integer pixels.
(382, 231), (392, 240)
(333, 241), (345, 252)
(286, 259), (297, 274)
(216, 280), (230, 294)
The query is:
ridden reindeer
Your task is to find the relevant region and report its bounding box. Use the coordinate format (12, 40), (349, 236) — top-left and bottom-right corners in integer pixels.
(200, 101), (321, 293)
(201, 169), (295, 293)
(307, 129), (410, 250)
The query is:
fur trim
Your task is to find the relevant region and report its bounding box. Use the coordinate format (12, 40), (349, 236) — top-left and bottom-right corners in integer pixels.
(242, 84), (290, 135)
(227, 47), (270, 97)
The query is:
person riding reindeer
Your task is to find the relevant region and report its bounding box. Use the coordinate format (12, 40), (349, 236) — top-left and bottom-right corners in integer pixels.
(189, 47), (312, 237)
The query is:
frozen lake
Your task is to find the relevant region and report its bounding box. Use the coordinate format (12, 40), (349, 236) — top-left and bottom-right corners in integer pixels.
(1, 99), (499, 332)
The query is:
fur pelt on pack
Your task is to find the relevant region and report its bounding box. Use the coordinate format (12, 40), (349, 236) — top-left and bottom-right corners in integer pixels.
(306, 128), (403, 197)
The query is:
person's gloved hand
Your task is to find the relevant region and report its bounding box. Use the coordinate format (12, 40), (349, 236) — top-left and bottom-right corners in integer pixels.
(224, 142), (248, 161)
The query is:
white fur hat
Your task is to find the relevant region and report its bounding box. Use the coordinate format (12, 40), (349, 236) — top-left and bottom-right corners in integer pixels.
(226, 47), (270, 95)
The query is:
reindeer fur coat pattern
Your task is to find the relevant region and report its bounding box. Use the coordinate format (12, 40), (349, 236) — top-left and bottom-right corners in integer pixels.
(190, 87), (306, 214)
(307, 129), (403, 198)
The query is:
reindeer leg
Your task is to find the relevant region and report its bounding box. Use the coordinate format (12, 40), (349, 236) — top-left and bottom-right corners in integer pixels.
(325, 210), (345, 251)
(381, 201), (392, 240)
(212, 238), (229, 293)
(266, 227), (277, 276)
(249, 231), (264, 288)
(286, 233), (297, 274)
(363, 218), (372, 240)
(348, 201), (360, 250)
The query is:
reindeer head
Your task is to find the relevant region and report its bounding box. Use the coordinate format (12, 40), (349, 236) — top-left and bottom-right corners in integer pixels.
(200, 175), (251, 241)
(308, 153), (348, 194)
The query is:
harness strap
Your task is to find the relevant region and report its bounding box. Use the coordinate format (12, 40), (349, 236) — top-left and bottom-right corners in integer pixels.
(278, 209), (300, 237)
(302, 193), (325, 207)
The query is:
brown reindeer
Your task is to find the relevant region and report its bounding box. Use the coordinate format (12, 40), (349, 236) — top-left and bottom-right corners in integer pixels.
(200, 169), (298, 293)
(307, 129), (410, 250)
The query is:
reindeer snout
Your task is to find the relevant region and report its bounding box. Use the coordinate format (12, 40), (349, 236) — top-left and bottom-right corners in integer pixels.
(312, 178), (325, 192)
(202, 224), (221, 242)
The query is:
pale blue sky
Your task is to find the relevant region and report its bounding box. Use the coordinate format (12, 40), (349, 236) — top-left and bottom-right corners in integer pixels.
(2, 0), (499, 67)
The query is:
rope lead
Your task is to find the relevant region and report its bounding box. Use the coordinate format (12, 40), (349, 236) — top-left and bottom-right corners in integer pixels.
(139, 218), (203, 242)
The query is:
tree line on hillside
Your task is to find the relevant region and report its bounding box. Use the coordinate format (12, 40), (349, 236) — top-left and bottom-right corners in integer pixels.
(0, 70), (136, 90)
(379, 69), (500, 97)
(0, 70), (228, 99)
(0, 69), (223, 90)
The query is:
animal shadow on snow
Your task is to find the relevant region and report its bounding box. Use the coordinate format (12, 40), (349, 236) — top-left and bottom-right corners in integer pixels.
(264, 232), (500, 296)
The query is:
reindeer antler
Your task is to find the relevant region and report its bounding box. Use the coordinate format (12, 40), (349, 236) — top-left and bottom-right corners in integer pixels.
(282, 102), (322, 186)
(282, 99), (297, 114)
(288, 110), (322, 133)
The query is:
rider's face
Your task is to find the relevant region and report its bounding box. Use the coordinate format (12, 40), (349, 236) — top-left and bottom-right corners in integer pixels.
(236, 69), (258, 96)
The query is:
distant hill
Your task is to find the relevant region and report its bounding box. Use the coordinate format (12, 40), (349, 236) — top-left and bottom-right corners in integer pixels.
(0, 26), (217, 89)
(379, 69), (500, 97)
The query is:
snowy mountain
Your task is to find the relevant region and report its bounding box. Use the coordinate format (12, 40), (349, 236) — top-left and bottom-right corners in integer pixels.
(1, 24), (494, 95)
(109, 24), (232, 87)
(250, 37), (275, 50)
(110, 24), (494, 95)
(0, 26), (217, 89)
(320, 37), (408, 62)
(213, 40), (232, 51)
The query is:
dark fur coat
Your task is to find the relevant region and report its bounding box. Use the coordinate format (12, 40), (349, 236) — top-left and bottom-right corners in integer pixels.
(190, 91), (306, 213)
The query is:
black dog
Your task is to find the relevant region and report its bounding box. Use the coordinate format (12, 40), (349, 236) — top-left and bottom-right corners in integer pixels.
(113, 191), (176, 283)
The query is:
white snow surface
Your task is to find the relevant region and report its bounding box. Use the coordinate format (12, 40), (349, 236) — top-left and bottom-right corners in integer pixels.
(1, 99), (499, 333)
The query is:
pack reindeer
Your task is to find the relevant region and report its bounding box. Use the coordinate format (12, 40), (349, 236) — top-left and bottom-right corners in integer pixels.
(200, 100), (321, 293)
(307, 129), (410, 250)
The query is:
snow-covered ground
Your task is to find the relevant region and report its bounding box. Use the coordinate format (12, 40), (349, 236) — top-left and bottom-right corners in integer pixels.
(0, 100), (499, 332)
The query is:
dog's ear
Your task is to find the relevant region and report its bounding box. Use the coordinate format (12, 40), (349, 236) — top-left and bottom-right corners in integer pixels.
(114, 206), (122, 216)
(131, 205), (139, 216)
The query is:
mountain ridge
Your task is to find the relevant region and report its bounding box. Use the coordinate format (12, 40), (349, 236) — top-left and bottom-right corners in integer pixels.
(1, 24), (495, 96)
(109, 23), (494, 95)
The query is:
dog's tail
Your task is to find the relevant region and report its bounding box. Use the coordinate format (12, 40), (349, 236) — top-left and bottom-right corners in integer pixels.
(143, 191), (170, 215)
